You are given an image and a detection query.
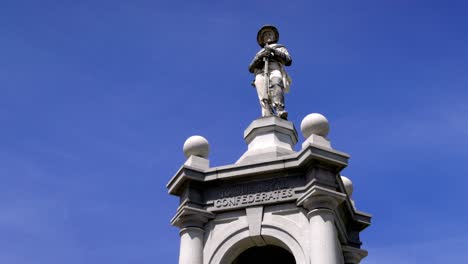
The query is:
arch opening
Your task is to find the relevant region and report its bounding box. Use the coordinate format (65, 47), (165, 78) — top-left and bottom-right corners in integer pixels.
(231, 245), (295, 264)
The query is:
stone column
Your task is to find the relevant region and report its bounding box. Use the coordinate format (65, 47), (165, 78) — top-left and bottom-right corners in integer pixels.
(179, 226), (204, 264)
(171, 207), (214, 264)
(307, 205), (343, 264)
(297, 187), (346, 264)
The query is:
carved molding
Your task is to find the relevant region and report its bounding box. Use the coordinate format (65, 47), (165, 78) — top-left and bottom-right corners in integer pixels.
(296, 185), (346, 212)
(171, 206), (214, 229)
(342, 245), (368, 264)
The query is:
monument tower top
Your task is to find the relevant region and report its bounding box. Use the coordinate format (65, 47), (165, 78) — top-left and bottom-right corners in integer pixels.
(167, 25), (372, 264)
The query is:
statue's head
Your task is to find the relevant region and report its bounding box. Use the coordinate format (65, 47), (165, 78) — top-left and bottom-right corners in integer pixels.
(257, 25), (279, 47)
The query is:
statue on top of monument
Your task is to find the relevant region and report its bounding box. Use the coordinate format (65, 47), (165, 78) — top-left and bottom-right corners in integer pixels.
(249, 25), (292, 120)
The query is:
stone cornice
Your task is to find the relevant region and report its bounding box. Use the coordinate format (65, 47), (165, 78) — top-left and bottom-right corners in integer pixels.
(352, 210), (372, 231)
(166, 165), (206, 195)
(342, 246), (368, 264)
(296, 185), (347, 211)
(170, 205), (215, 229)
(167, 143), (349, 195)
(335, 177), (372, 232)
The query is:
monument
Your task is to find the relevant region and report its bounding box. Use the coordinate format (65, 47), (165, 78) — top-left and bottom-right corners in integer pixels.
(167, 25), (371, 264)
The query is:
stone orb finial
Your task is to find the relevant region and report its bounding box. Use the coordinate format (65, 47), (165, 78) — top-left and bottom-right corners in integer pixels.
(300, 113), (330, 138)
(183, 135), (210, 158)
(340, 176), (354, 197)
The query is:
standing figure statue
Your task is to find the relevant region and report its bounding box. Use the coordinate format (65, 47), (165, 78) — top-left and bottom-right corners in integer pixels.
(249, 25), (292, 120)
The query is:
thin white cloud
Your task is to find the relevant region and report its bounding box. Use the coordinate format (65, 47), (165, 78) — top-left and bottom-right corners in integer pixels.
(333, 99), (468, 154)
(363, 235), (468, 264)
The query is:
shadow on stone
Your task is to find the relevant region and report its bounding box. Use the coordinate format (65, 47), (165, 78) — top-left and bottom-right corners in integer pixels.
(232, 245), (295, 264)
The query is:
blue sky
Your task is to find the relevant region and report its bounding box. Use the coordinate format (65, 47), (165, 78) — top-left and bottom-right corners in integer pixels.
(1, 0), (467, 263)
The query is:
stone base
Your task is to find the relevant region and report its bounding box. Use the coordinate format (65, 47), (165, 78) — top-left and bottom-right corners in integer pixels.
(302, 134), (332, 149)
(236, 117), (298, 164)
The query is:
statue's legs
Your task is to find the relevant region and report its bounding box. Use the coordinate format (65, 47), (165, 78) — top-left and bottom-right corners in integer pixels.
(270, 77), (288, 120)
(254, 75), (273, 117)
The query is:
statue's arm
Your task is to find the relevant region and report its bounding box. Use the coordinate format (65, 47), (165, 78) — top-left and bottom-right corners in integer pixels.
(248, 56), (258, 73)
(248, 51), (266, 73)
(273, 46), (292, 66)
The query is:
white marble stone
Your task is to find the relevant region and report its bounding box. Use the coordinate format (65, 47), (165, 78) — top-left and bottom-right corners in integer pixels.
(302, 134), (332, 149)
(341, 175), (356, 209)
(341, 176), (353, 197)
(308, 209), (344, 264)
(301, 113), (332, 149)
(169, 118), (371, 264)
(246, 206), (265, 246)
(184, 155), (209, 170)
(301, 113), (330, 138)
(183, 135), (209, 158)
(203, 203), (310, 264)
(179, 227), (204, 264)
(236, 117), (298, 164)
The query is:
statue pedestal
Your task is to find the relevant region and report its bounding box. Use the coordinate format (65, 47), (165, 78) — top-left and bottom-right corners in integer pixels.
(236, 117), (298, 164)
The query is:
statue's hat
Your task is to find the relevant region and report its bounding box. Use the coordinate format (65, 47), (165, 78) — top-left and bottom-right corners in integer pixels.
(257, 25), (279, 47)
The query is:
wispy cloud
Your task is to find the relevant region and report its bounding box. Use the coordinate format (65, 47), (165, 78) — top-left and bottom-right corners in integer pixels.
(363, 235), (468, 264)
(333, 99), (468, 155)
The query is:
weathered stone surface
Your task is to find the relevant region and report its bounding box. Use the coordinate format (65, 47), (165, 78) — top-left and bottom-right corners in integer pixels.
(236, 117), (298, 164)
(301, 113), (330, 137)
(302, 134), (332, 149)
(168, 138), (370, 264)
(183, 135), (210, 158)
(168, 112), (371, 264)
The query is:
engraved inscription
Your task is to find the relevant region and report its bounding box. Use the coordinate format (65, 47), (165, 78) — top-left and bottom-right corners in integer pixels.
(214, 188), (293, 209)
(212, 178), (295, 209)
(219, 178), (289, 198)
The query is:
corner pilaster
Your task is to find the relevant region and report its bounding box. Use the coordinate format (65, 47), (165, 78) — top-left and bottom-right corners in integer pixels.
(297, 186), (347, 264)
(171, 206), (214, 264)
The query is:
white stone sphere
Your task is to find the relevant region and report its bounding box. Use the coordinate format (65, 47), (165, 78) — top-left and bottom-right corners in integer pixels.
(340, 176), (353, 197)
(300, 113), (330, 138)
(183, 135), (210, 158)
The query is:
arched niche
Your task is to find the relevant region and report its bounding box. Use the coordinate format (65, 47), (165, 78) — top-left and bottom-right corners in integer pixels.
(207, 227), (307, 264)
(232, 245), (295, 264)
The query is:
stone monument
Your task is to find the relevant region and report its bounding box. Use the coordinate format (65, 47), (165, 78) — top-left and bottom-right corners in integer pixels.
(167, 25), (371, 264)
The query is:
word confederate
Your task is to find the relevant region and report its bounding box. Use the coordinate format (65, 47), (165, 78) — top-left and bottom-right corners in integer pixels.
(214, 188), (293, 209)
